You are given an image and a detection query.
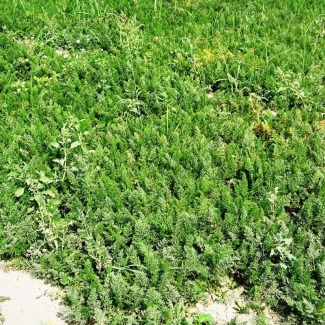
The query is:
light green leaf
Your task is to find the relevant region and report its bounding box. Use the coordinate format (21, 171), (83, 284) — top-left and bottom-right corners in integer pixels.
(286, 253), (296, 260)
(198, 314), (215, 324)
(40, 176), (52, 183)
(279, 262), (288, 269)
(277, 86), (288, 93)
(51, 142), (60, 148)
(34, 194), (42, 203)
(71, 141), (81, 148)
(53, 159), (65, 166)
(43, 189), (55, 198)
(283, 238), (293, 245)
(15, 187), (24, 197)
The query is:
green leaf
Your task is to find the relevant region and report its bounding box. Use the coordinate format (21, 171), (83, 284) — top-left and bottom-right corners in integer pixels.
(40, 176), (52, 183)
(50, 199), (61, 205)
(43, 189), (55, 198)
(50, 142), (60, 148)
(279, 262), (288, 269)
(286, 253), (296, 260)
(283, 238), (293, 245)
(53, 159), (65, 166)
(198, 314), (215, 324)
(34, 194), (42, 203)
(15, 187), (24, 197)
(71, 141), (81, 148)
(277, 86), (288, 93)
(316, 301), (325, 314)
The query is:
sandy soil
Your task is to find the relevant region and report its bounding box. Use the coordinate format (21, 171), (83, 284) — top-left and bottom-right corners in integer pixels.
(186, 285), (280, 325)
(0, 263), (66, 325)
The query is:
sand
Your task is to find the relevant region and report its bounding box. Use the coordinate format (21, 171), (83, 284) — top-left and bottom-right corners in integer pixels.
(0, 264), (66, 325)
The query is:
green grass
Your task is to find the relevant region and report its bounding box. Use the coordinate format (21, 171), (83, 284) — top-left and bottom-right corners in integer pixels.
(1, 0), (325, 323)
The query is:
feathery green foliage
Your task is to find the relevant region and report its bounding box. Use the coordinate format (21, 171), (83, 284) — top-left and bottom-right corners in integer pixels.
(1, 0), (325, 323)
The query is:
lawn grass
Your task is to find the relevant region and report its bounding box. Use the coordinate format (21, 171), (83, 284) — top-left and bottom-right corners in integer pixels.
(1, 0), (325, 323)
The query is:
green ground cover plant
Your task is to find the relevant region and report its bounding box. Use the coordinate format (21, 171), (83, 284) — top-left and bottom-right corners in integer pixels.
(1, 0), (325, 323)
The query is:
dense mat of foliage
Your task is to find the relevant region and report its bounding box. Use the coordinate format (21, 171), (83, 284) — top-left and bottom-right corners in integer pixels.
(1, 0), (325, 323)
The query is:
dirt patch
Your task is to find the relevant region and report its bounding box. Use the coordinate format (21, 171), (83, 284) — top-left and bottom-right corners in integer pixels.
(0, 262), (66, 325)
(186, 286), (280, 325)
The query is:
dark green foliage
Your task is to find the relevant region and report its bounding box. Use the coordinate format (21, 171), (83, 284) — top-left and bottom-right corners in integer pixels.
(1, 0), (325, 323)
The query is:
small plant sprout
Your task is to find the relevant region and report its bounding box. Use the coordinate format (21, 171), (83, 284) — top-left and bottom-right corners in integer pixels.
(50, 115), (88, 181)
(234, 300), (248, 314)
